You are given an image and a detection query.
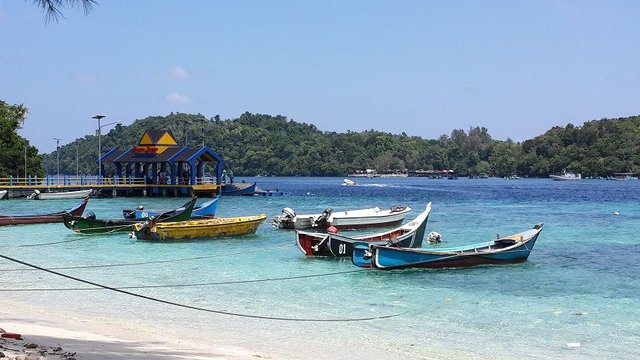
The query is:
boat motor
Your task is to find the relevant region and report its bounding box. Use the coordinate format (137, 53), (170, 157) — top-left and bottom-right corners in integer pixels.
(312, 208), (332, 229)
(272, 207), (296, 228)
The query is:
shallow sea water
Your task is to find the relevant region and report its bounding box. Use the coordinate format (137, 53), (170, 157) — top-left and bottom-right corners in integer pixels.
(1, 177), (639, 359)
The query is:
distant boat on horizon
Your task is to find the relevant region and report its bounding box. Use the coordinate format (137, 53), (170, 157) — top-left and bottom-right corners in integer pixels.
(550, 171), (581, 181)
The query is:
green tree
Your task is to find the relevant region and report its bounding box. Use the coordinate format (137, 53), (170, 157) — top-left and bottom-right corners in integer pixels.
(0, 101), (44, 178)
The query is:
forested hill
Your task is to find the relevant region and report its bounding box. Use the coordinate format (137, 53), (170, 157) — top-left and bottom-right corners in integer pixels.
(42, 112), (640, 178)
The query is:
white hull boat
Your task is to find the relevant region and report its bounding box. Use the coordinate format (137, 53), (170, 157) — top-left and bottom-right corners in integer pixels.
(28, 189), (93, 200)
(550, 172), (581, 181)
(272, 205), (412, 230)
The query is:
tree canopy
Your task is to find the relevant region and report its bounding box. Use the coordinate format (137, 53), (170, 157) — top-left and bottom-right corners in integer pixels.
(40, 112), (640, 178)
(0, 101), (44, 178)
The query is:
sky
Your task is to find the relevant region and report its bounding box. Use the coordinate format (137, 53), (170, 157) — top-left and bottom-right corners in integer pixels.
(1, 0), (639, 153)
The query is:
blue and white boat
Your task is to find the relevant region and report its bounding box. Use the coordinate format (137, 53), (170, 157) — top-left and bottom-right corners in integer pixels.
(353, 223), (543, 269)
(123, 196), (219, 220)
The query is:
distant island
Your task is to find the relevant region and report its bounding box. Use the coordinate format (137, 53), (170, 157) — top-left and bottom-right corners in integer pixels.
(1, 100), (639, 179)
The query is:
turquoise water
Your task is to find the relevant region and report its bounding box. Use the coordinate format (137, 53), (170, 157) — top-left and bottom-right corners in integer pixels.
(1, 177), (639, 359)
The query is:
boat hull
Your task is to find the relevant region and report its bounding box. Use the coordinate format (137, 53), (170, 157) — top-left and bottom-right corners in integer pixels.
(123, 197), (219, 219)
(295, 203), (430, 257)
(132, 214), (267, 240)
(275, 206), (411, 230)
(222, 182), (257, 196)
(64, 198), (197, 235)
(0, 197), (89, 226)
(29, 189), (93, 200)
(353, 224), (543, 270)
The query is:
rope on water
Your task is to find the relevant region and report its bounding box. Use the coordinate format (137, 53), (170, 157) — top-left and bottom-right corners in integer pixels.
(0, 244), (294, 272)
(19, 224), (136, 247)
(0, 253), (399, 322)
(0, 268), (367, 292)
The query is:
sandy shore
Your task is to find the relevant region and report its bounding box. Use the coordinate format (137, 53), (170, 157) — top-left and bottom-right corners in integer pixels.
(1, 301), (270, 360)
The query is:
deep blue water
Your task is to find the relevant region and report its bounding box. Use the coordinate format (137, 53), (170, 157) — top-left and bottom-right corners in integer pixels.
(1, 177), (639, 359)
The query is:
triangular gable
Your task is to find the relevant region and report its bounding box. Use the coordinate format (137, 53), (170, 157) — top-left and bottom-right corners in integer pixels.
(157, 132), (178, 146)
(138, 132), (154, 145)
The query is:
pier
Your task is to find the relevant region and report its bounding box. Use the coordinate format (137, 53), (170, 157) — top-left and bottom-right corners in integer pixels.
(0, 175), (219, 198)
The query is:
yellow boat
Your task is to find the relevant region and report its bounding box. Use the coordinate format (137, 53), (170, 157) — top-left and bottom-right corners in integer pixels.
(131, 214), (267, 240)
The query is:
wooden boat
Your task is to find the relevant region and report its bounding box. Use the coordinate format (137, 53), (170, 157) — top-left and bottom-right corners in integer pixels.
(28, 189), (93, 200)
(63, 197), (197, 235)
(131, 214), (267, 240)
(123, 196), (219, 219)
(0, 197), (89, 226)
(352, 223), (543, 269)
(222, 181), (257, 196)
(295, 203), (431, 257)
(273, 205), (412, 230)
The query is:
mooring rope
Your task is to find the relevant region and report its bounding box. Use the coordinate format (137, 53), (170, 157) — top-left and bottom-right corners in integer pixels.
(0, 244), (294, 272)
(0, 268), (367, 292)
(0, 253), (399, 322)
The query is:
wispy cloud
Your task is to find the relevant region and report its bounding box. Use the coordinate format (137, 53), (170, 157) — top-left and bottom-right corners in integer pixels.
(165, 93), (193, 105)
(169, 66), (190, 80)
(73, 73), (98, 85)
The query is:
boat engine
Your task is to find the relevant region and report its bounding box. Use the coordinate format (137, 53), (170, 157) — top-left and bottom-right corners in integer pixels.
(272, 207), (296, 228)
(427, 231), (442, 244)
(312, 208), (332, 229)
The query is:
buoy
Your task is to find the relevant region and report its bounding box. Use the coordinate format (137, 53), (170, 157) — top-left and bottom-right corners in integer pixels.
(566, 342), (581, 348)
(327, 226), (338, 234)
(613, 211), (620, 216)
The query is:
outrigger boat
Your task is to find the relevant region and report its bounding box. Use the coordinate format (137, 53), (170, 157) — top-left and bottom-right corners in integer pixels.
(352, 223), (543, 270)
(273, 205), (412, 230)
(131, 213), (267, 241)
(295, 203), (431, 257)
(0, 197), (89, 226)
(123, 196), (219, 219)
(63, 197), (197, 235)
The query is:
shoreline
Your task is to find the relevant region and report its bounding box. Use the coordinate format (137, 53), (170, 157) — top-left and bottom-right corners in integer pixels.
(1, 300), (268, 360)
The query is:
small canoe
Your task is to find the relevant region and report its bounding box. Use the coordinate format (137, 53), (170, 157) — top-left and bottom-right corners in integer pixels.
(273, 205), (412, 230)
(132, 214), (267, 241)
(295, 203), (431, 257)
(123, 196), (219, 219)
(63, 197), (197, 235)
(28, 189), (93, 200)
(352, 223), (544, 270)
(0, 197), (89, 226)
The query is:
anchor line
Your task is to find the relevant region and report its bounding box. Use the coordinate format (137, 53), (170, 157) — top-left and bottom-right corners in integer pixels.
(0, 244), (294, 272)
(0, 253), (400, 322)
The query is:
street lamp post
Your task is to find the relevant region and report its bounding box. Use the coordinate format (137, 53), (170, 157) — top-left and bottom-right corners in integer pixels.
(53, 138), (62, 184)
(92, 115), (105, 182)
(93, 115), (122, 184)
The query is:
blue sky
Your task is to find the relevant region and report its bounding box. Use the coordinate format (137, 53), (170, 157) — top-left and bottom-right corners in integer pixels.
(1, 0), (639, 152)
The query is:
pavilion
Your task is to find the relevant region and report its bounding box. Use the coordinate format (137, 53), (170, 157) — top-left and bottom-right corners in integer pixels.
(101, 129), (224, 196)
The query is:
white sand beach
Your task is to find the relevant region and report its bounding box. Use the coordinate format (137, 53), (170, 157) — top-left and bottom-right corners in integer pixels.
(1, 300), (270, 360)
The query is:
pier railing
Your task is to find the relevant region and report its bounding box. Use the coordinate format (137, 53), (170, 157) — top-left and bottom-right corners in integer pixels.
(0, 175), (221, 187)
